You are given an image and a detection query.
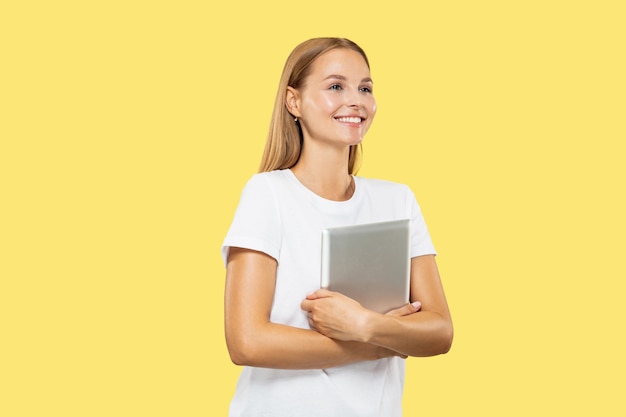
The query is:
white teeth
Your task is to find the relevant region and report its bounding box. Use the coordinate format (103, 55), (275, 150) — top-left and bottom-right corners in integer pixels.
(336, 117), (362, 123)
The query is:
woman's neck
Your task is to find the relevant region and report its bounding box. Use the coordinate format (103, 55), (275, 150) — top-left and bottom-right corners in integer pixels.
(291, 147), (354, 201)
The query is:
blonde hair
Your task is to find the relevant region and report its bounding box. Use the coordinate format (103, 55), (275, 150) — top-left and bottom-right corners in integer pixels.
(258, 37), (370, 174)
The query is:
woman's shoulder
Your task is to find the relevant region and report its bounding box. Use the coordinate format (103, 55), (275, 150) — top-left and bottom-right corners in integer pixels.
(241, 169), (292, 193)
(245, 169), (289, 184)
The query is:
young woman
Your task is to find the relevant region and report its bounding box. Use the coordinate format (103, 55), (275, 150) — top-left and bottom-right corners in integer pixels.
(222, 37), (453, 417)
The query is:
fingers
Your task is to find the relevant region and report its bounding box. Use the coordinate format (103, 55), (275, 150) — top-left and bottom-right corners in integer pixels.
(301, 289), (334, 311)
(305, 288), (333, 300)
(386, 301), (421, 317)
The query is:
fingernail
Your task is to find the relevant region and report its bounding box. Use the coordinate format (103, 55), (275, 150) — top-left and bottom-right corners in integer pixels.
(411, 301), (421, 309)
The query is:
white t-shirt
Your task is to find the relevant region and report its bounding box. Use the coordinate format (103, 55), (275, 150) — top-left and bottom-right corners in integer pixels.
(222, 169), (436, 417)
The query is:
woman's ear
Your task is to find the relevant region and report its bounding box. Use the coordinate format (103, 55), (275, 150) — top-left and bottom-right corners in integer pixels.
(285, 87), (302, 119)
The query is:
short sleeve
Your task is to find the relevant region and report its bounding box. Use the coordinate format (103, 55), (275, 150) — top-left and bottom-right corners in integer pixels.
(221, 174), (282, 266)
(408, 190), (437, 258)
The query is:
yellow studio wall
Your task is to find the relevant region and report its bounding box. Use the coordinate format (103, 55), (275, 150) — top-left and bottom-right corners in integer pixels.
(1, 1), (624, 416)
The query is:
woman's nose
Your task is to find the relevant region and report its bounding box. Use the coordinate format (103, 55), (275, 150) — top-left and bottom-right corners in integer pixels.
(346, 87), (362, 107)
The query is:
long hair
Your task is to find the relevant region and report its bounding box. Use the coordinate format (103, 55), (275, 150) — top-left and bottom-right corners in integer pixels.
(258, 38), (370, 174)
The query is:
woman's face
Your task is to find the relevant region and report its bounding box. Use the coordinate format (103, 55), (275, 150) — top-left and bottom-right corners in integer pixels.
(289, 48), (377, 148)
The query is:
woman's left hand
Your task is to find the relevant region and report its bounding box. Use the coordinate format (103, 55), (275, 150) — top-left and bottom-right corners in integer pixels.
(301, 289), (375, 342)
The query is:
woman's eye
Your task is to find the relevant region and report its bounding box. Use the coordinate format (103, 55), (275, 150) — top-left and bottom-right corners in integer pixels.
(329, 84), (342, 91)
(360, 86), (372, 93)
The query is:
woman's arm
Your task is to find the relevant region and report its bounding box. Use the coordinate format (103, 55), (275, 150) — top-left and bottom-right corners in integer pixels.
(224, 247), (404, 369)
(301, 255), (453, 357)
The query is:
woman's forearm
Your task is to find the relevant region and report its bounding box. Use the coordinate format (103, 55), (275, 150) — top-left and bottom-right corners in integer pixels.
(226, 321), (401, 369)
(362, 310), (453, 357)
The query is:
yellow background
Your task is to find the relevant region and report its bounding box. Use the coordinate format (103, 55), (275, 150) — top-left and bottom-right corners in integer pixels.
(2, 1), (624, 415)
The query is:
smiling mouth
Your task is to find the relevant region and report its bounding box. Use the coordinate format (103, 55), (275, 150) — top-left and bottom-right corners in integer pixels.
(335, 116), (363, 123)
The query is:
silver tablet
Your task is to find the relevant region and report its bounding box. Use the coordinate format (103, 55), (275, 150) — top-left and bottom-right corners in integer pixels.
(320, 219), (410, 314)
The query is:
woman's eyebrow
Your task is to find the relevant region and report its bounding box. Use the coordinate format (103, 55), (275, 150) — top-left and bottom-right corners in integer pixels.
(323, 74), (347, 81)
(323, 74), (373, 84)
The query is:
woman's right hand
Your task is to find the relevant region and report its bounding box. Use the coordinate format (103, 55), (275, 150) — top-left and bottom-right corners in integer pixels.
(358, 302), (421, 360)
(385, 301), (421, 317)
(345, 302), (423, 361)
